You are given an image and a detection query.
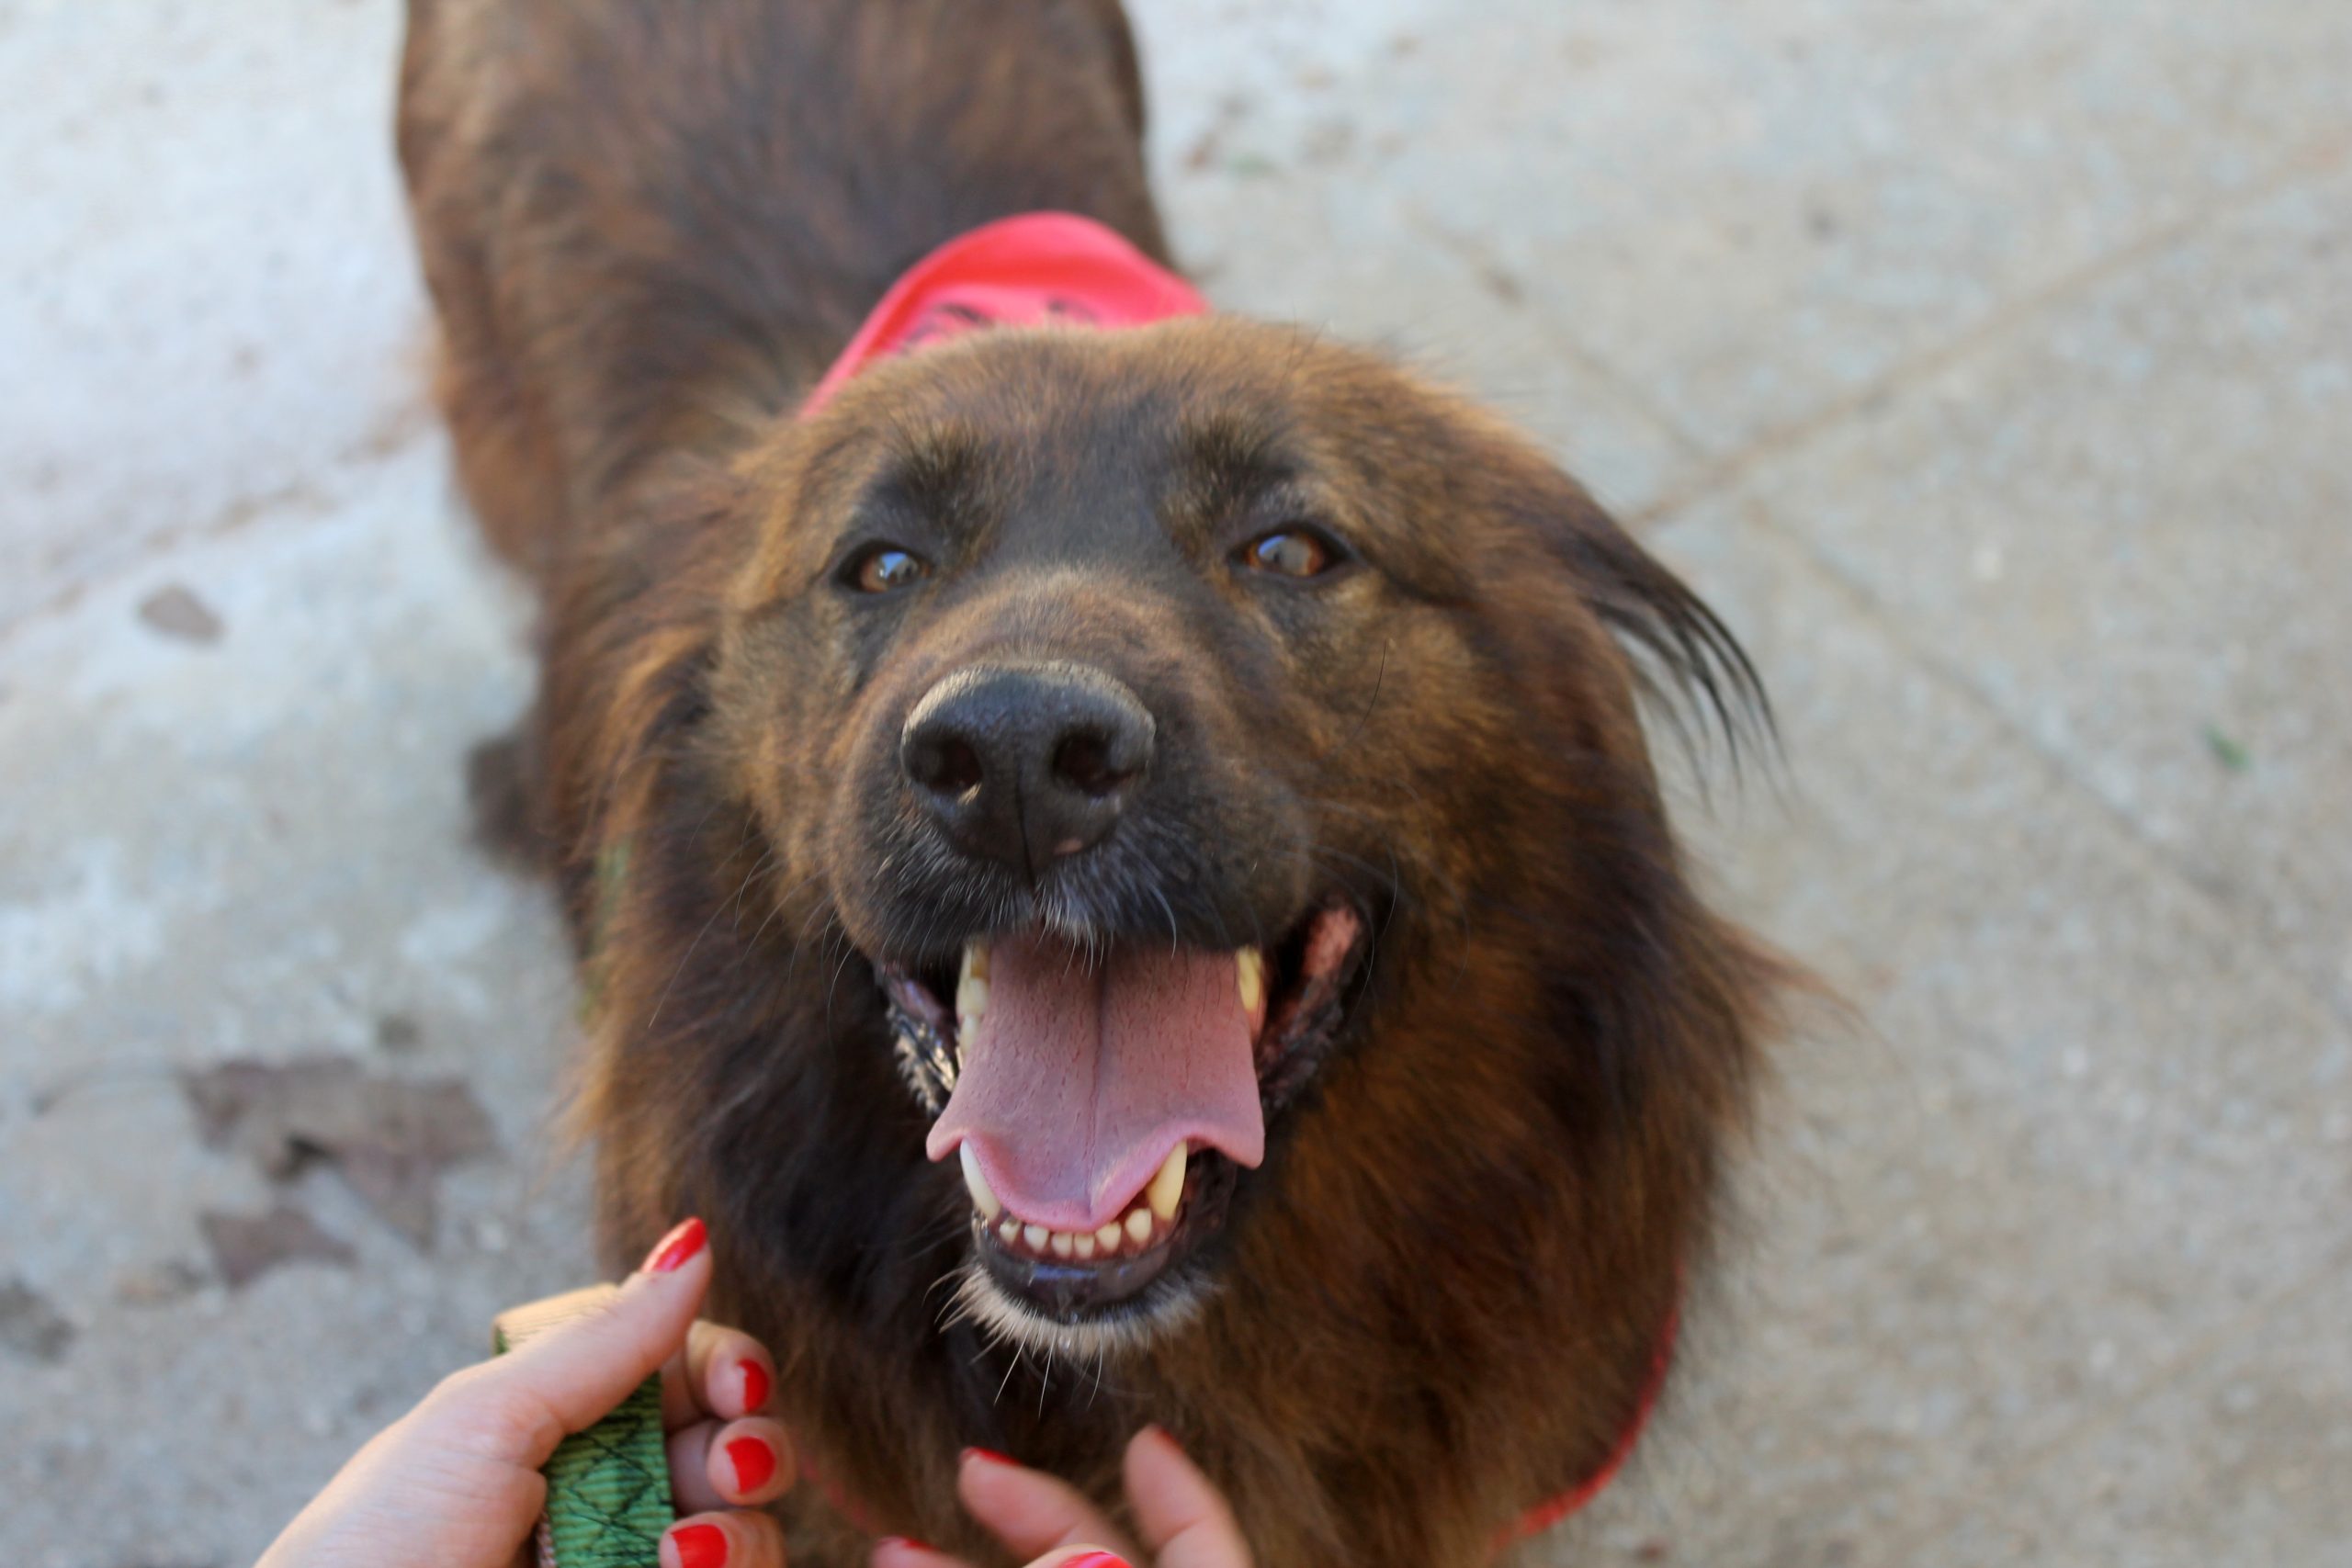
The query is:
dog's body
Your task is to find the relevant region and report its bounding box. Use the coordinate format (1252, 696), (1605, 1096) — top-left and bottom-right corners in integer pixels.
(399, 3), (1785, 1562)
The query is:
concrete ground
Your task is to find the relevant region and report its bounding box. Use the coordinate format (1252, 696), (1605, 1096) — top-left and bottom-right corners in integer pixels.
(3, 1), (2346, 1562)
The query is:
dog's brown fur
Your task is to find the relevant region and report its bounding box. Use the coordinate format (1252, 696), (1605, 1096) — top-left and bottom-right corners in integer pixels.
(399, 3), (1788, 1563)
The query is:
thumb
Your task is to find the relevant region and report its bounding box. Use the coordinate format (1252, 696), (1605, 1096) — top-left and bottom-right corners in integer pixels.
(469, 1217), (713, 1447)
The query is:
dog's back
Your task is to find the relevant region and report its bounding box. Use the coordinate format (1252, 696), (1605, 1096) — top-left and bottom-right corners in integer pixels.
(399, 0), (1164, 574)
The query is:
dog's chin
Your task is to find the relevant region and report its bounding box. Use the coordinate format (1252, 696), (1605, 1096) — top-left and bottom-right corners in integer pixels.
(871, 893), (1372, 1354)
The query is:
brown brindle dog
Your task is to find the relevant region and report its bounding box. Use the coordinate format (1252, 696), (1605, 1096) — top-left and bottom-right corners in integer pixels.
(398, 1), (1790, 1562)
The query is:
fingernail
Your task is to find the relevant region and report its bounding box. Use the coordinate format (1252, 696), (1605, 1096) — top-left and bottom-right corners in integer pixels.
(876, 1539), (935, 1556)
(670, 1521), (728, 1568)
(643, 1216), (707, 1273)
(726, 1433), (777, 1493)
(961, 1446), (1019, 1467)
(740, 1358), (770, 1412)
(1061, 1554), (1132, 1568)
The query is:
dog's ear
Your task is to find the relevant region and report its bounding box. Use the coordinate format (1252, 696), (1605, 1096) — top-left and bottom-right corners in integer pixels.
(537, 461), (747, 864)
(1514, 464), (1773, 771)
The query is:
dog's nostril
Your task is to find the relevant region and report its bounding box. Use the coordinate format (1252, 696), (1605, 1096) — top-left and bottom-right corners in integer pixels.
(929, 738), (984, 796)
(1051, 730), (1132, 797)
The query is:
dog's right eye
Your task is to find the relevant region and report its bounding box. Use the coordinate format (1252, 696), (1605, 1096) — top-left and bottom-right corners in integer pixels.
(841, 544), (932, 593)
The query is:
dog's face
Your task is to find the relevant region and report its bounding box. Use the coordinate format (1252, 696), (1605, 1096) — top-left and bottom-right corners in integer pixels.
(704, 317), (1752, 1353)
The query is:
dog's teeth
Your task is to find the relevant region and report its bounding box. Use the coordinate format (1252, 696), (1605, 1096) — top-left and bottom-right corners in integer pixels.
(1074, 1232), (1097, 1259)
(1022, 1223), (1049, 1251)
(958, 1145), (1001, 1222)
(1095, 1220), (1125, 1255)
(956, 940), (990, 1029)
(1237, 948), (1265, 1016)
(996, 1216), (1019, 1246)
(1148, 1144), (1187, 1222)
(1124, 1207), (1153, 1247)
(1048, 1230), (1075, 1258)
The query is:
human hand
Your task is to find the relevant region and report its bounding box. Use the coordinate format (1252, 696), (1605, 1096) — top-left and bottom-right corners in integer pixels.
(255, 1218), (794, 1568)
(871, 1427), (1252, 1568)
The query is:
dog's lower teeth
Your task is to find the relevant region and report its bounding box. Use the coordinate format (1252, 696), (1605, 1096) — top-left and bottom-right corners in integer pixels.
(969, 1141), (1201, 1258)
(1147, 1143), (1187, 1222)
(959, 1145), (1001, 1222)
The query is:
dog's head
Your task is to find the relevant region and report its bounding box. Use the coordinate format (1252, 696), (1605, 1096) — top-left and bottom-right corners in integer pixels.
(693, 317), (1762, 1354)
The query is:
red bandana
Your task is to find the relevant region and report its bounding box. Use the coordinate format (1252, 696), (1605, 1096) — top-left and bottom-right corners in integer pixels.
(800, 212), (1208, 416)
(799, 210), (1665, 1551)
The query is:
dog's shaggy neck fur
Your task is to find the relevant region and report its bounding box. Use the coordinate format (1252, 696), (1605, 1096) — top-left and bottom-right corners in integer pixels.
(398, 2), (1788, 1562)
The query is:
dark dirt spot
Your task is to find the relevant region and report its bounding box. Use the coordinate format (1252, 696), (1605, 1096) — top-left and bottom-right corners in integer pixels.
(183, 1055), (498, 1248)
(198, 1204), (356, 1290)
(136, 583), (224, 644)
(375, 1012), (423, 1053)
(0, 1279), (75, 1364)
(1477, 261), (1525, 305)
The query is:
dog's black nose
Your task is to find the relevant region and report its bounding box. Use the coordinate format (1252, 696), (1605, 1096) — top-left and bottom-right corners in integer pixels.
(901, 661), (1155, 873)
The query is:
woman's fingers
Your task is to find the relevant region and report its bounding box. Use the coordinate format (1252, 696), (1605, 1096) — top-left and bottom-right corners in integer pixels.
(869, 1538), (978, 1568)
(1121, 1427), (1250, 1568)
(870, 1539), (1127, 1568)
(666, 1416), (796, 1513)
(956, 1450), (1143, 1564)
(425, 1219), (712, 1472)
(662, 1508), (786, 1568)
(662, 1319), (776, 1428)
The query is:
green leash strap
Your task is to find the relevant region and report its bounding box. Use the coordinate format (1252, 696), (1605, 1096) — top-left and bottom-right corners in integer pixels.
(492, 1286), (675, 1568)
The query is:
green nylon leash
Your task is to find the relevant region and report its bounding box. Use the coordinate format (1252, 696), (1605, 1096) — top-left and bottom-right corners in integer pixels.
(492, 1286), (675, 1568)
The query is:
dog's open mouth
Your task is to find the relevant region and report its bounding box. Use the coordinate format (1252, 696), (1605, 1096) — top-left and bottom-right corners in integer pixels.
(876, 898), (1369, 1325)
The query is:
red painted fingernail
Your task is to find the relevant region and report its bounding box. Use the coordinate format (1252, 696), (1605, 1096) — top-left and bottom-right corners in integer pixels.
(961, 1446), (1018, 1467)
(726, 1434), (777, 1494)
(740, 1358), (770, 1412)
(670, 1521), (728, 1568)
(876, 1540), (936, 1556)
(1060, 1554), (1131, 1568)
(643, 1216), (706, 1273)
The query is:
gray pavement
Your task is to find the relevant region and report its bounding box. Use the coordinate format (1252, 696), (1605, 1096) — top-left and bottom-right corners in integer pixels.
(2, 2), (2346, 1563)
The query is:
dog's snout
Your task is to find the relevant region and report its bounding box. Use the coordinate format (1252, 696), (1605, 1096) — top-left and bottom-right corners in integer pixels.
(901, 661), (1155, 872)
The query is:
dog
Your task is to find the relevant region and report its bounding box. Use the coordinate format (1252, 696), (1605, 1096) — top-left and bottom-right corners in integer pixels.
(397, 2), (1789, 1562)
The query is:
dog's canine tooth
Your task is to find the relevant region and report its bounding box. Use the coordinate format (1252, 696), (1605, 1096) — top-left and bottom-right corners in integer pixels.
(959, 1144), (1001, 1222)
(1049, 1230), (1075, 1258)
(1237, 947), (1264, 1016)
(956, 939), (990, 1029)
(1124, 1208), (1153, 1247)
(1095, 1220), (1125, 1255)
(1148, 1143), (1187, 1222)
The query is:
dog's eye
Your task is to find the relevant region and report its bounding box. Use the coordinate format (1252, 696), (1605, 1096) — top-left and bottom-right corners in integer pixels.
(842, 544), (931, 593)
(1235, 527), (1343, 580)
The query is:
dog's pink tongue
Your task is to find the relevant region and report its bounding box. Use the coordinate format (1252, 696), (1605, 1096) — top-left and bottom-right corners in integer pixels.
(926, 933), (1264, 1233)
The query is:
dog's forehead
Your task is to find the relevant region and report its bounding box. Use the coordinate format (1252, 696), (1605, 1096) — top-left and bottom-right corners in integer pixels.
(890, 326), (1311, 487)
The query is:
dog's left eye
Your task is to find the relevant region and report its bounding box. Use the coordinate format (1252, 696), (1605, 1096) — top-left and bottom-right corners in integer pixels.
(842, 544), (931, 593)
(1234, 526), (1345, 580)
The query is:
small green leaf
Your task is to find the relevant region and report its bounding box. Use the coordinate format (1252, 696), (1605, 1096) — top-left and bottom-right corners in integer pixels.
(2202, 723), (2251, 773)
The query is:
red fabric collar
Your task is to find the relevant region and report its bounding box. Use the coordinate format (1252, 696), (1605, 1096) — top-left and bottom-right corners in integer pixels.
(800, 212), (1208, 415)
(799, 211), (1664, 1551)
(1497, 1300), (1678, 1550)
